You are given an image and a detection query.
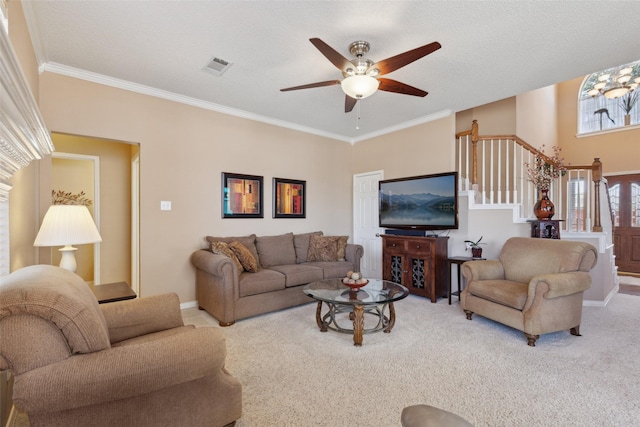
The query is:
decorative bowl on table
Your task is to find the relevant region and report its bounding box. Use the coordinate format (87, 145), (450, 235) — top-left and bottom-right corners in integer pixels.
(342, 272), (368, 290)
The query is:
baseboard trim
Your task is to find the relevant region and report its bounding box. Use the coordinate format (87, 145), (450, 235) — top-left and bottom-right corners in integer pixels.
(180, 300), (198, 310)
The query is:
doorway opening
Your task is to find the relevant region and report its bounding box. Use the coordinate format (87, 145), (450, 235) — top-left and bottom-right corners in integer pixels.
(50, 133), (140, 290)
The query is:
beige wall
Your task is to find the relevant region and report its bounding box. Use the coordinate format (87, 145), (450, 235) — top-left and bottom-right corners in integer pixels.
(516, 85), (558, 149)
(456, 97), (517, 135)
(352, 115), (456, 179)
(36, 73), (353, 301)
(557, 77), (640, 174)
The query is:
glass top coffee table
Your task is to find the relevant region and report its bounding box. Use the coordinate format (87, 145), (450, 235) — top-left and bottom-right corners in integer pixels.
(303, 278), (409, 346)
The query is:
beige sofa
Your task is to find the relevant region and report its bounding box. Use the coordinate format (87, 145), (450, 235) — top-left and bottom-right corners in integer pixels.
(461, 237), (597, 346)
(191, 231), (363, 326)
(0, 265), (242, 427)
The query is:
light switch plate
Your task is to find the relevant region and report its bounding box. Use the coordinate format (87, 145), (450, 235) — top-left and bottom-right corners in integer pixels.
(160, 201), (172, 211)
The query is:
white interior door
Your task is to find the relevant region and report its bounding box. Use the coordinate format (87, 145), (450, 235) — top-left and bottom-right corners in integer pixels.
(353, 170), (384, 279)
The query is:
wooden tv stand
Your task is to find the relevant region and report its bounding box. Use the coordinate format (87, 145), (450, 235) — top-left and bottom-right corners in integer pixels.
(381, 234), (449, 302)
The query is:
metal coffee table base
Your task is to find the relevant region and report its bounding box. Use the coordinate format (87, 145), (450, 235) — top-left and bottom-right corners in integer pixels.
(314, 300), (397, 346)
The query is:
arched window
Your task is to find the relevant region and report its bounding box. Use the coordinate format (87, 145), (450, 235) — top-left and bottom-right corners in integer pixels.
(578, 60), (640, 134)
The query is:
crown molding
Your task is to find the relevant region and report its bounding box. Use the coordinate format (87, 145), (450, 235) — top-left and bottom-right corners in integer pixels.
(40, 62), (353, 143)
(39, 62), (449, 145)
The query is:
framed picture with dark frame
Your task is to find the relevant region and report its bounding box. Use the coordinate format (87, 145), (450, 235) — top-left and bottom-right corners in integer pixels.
(273, 178), (306, 218)
(222, 172), (263, 218)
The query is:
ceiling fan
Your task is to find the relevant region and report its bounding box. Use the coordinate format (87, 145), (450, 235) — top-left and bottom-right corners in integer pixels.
(280, 38), (441, 113)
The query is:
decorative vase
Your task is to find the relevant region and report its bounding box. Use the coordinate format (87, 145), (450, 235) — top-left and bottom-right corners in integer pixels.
(625, 114), (631, 126)
(534, 189), (555, 219)
(471, 247), (483, 258)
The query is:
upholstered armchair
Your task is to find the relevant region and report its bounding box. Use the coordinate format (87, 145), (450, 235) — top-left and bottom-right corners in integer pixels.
(0, 265), (242, 427)
(461, 237), (597, 346)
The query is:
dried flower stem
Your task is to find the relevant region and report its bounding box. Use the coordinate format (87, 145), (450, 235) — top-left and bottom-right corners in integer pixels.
(51, 190), (93, 206)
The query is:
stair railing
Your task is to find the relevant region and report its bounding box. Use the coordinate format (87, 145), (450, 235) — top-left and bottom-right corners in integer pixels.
(456, 120), (605, 232)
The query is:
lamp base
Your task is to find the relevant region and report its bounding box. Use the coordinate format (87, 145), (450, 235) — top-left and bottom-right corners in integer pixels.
(58, 245), (78, 272)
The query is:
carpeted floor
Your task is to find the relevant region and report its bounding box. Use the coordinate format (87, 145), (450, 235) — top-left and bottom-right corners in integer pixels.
(182, 289), (640, 427)
(11, 279), (640, 427)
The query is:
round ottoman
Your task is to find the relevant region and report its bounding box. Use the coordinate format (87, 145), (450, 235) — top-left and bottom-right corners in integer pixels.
(401, 404), (473, 427)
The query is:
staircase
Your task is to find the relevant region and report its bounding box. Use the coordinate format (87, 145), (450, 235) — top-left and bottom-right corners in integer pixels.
(455, 120), (618, 306)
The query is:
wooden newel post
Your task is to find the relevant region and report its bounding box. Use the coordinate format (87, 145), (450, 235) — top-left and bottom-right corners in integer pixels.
(592, 157), (602, 232)
(471, 120), (479, 186)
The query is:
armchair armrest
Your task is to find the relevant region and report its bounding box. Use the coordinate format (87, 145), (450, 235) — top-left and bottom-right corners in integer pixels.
(100, 293), (184, 344)
(13, 327), (228, 413)
(527, 271), (592, 300)
(461, 259), (505, 283)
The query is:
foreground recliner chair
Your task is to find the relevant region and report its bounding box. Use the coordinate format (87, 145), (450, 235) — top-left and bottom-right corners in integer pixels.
(0, 265), (242, 427)
(461, 237), (597, 346)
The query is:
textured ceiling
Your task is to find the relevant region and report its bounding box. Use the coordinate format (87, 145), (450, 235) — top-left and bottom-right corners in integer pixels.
(22, 1), (640, 143)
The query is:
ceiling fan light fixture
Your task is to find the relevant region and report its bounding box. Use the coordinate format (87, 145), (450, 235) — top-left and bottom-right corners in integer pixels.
(341, 75), (379, 99)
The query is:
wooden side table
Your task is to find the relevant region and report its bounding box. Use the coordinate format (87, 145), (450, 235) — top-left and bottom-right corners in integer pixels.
(91, 282), (136, 304)
(447, 256), (484, 305)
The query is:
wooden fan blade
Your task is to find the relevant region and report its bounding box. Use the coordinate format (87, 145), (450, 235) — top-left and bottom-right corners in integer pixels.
(372, 41), (441, 76)
(310, 38), (353, 72)
(280, 80), (341, 92)
(345, 95), (357, 113)
(377, 78), (428, 97)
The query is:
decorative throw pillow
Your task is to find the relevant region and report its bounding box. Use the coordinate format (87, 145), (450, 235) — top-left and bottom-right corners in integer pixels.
(210, 241), (244, 273)
(307, 234), (339, 262)
(228, 241), (259, 273)
(206, 234), (259, 265)
(335, 236), (349, 261)
(294, 231), (323, 263)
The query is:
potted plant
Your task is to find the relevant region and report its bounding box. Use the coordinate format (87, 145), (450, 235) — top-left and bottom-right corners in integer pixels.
(464, 236), (486, 259)
(620, 91), (639, 126)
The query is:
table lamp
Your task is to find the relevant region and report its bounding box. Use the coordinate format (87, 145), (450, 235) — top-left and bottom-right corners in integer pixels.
(34, 205), (102, 272)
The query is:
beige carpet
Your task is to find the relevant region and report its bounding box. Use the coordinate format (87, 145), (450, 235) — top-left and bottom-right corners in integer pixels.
(182, 291), (640, 427)
(12, 287), (640, 427)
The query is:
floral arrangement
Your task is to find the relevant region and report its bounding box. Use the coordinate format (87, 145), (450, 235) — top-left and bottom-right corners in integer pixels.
(524, 145), (567, 191)
(51, 190), (93, 206)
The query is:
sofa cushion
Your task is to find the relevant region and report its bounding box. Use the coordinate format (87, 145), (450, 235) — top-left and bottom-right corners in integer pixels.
(256, 233), (296, 267)
(306, 261), (354, 279)
(294, 231), (323, 263)
(228, 241), (259, 273)
(239, 269), (286, 297)
(466, 279), (529, 311)
(206, 234), (259, 264)
(269, 264), (324, 287)
(307, 234), (339, 262)
(210, 241), (244, 273)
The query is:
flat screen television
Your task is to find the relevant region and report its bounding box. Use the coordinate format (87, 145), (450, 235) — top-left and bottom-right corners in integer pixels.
(379, 171), (458, 231)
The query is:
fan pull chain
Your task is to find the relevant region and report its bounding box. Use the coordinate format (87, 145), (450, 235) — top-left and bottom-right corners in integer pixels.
(356, 100), (361, 130)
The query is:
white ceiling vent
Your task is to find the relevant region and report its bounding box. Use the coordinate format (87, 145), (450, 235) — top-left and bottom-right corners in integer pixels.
(202, 56), (232, 77)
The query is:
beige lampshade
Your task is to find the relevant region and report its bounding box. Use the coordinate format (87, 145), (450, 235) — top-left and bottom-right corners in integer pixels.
(34, 205), (102, 247)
